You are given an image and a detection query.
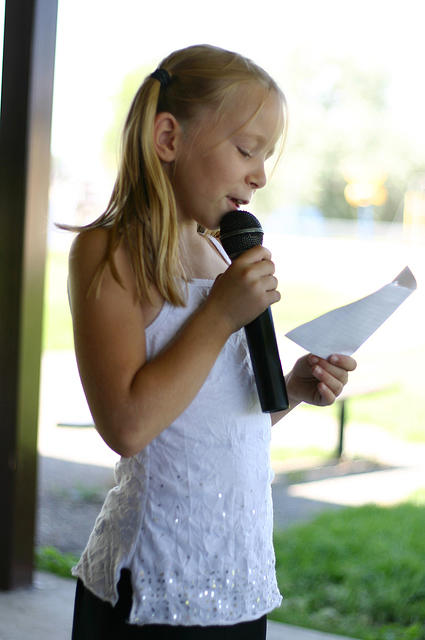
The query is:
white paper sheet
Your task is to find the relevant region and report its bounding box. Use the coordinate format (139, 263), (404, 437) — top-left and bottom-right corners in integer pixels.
(285, 266), (417, 359)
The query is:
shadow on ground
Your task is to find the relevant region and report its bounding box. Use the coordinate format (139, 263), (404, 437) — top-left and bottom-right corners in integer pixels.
(36, 456), (115, 555)
(272, 457), (397, 529)
(36, 455), (392, 555)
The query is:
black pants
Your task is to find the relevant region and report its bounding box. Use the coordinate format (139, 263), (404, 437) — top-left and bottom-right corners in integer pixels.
(72, 570), (267, 639)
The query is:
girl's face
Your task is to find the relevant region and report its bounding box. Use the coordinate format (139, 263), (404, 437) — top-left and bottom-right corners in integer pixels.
(172, 85), (283, 231)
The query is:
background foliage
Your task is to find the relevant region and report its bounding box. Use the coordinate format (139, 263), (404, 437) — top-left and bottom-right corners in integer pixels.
(101, 51), (425, 225)
(271, 497), (425, 640)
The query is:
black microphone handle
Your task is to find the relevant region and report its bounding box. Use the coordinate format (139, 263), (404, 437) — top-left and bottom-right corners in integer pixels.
(244, 307), (289, 413)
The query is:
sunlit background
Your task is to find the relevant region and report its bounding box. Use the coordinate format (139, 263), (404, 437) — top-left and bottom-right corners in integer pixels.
(1, 0), (424, 464)
(3, 5), (425, 636)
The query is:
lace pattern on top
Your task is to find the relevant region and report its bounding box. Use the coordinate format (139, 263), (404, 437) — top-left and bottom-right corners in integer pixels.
(72, 260), (282, 626)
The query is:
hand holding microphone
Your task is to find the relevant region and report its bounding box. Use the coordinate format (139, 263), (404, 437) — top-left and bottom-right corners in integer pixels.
(219, 210), (288, 413)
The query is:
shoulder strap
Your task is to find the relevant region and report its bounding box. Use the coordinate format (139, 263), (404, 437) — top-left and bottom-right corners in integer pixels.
(207, 235), (231, 265)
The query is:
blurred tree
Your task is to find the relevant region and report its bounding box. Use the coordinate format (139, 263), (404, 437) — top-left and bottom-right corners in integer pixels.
(103, 53), (423, 222)
(260, 51), (424, 221)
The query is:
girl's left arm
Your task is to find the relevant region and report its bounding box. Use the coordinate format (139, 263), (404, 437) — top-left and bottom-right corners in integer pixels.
(271, 353), (357, 426)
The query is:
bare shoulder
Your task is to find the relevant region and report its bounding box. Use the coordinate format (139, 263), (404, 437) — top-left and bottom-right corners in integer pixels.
(68, 227), (137, 301)
(68, 227), (164, 326)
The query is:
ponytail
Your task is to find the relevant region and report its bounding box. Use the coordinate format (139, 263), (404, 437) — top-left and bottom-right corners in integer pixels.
(62, 44), (286, 306)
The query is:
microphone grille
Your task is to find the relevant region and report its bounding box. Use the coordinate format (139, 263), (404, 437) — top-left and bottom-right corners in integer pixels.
(219, 210), (264, 259)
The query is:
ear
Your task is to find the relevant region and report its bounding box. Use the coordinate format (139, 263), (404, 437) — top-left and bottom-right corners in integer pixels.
(153, 112), (181, 163)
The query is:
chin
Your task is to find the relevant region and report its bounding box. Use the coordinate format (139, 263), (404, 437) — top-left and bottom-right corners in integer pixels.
(197, 217), (220, 232)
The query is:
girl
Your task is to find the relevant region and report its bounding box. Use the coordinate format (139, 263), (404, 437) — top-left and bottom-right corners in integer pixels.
(68, 44), (356, 639)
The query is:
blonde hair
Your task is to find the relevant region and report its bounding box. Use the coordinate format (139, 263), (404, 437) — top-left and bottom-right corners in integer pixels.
(66, 44), (287, 305)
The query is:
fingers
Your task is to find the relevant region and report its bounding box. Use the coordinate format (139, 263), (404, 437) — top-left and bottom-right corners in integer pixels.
(235, 246), (277, 283)
(235, 245), (272, 264)
(308, 353), (357, 375)
(308, 353), (357, 406)
(208, 245), (280, 331)
(328, 354), (357, 372)
(231, 246), (279, 299)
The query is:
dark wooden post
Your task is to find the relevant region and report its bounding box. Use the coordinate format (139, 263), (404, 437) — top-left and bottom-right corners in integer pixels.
(337, 399), (346, 459)
(0, 0), (58, 589)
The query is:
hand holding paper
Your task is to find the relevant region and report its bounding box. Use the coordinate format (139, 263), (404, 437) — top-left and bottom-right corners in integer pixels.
(285, 267), (417, 359)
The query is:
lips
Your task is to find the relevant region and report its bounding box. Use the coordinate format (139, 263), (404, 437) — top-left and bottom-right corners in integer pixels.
(227, 196), (249, 209)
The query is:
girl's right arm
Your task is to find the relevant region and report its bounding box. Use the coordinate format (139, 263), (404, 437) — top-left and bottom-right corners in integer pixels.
(68, 228), (279, 457)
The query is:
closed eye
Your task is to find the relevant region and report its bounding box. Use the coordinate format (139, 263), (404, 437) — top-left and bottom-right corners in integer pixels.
(237, 146), (252, 158)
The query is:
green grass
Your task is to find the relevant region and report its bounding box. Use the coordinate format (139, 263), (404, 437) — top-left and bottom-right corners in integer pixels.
(271, 500), (425, 640)
(299, 386), (425, 444)
(271, 446), (331, 466)
(42, 250), (73, 351)
(35, 546), (78, 579)
(345, 388), (425, 443)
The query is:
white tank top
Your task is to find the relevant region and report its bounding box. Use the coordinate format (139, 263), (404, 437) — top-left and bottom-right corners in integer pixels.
(72, 237), (282, 626)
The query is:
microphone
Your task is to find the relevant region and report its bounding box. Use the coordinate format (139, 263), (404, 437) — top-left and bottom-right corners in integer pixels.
(220, 210), (289, 413)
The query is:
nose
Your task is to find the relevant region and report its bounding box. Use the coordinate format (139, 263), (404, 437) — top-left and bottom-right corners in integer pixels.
(247, 161), (267, 190)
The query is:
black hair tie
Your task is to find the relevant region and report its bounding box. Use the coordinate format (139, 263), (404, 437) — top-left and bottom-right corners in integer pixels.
(150, 68), (171, 89)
